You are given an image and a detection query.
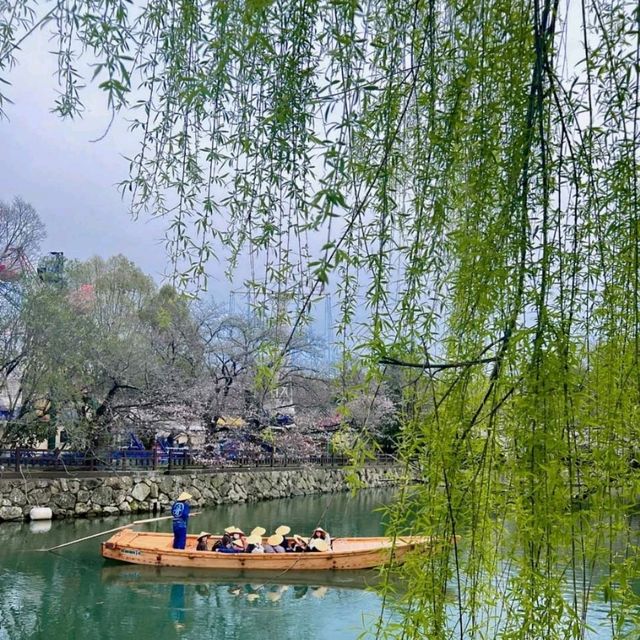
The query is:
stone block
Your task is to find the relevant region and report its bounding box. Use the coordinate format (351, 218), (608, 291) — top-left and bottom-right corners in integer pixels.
(53, 493), (76, 509)
(8, 488), (27, 506)
(75, 503), (90, 515)
(159, 477), (176, 495)
(0, 506), (24, 521)
(91, 485), (113, 507)
(131, 482), (150, 502)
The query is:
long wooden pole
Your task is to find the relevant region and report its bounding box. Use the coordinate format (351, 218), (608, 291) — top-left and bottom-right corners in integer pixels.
(40, 512), (201, 552)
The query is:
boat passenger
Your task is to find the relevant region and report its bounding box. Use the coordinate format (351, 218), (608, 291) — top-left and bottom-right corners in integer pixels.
(196, 531), (211, 551)
(311, 527), (332, 549)
(308, 538), (329, 553)
(245, 534), (265, 553)
(283, 538), (299, 552)
(217, 539), (245, 554)
(266, 533), (285, 553)
(171, 492), (192, 549)
(212, 533), (232, 551)
(292, 534), (309, 552)
(224, 526), (246, 550)
(275, 525), (292, 551)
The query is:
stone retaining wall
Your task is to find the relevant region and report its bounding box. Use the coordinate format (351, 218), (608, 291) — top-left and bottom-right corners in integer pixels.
(0, 466), (400, 521)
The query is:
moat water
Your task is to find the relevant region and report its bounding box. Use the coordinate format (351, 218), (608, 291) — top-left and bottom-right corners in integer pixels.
(0, 487), (633, 639)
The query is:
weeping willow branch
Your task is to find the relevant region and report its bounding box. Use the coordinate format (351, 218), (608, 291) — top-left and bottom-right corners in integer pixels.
(3, 0), (640, 638)
(379, 356), (498, 370)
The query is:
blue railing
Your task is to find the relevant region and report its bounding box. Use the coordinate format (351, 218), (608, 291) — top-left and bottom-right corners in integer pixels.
(0, 448), (395, 472)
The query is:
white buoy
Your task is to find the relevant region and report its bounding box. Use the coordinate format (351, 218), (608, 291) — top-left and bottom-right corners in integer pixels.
(29, 506), (53, 521)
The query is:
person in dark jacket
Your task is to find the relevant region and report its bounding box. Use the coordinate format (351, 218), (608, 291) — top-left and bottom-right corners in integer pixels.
(212, 533), (233, 551)
(275, 525), (292, 551)
(171, 492), (192, 549)
(292, 534), (309, 552)
(217, 539), (245, 553)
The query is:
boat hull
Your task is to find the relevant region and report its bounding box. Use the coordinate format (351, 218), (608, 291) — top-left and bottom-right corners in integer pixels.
(101, 530), (430, 571)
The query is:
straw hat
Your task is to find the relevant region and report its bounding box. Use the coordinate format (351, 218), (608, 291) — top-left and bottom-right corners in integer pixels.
(275, 525), (291, 536)
(224, 526), (244, 534)
(232, 539), (245, 548)
(313, 527), (327, 535)
(196, 531), (211, 540)
(293, 534), (309, 544)
(245, 534), (262, 545)
(267, 533), (283, 546)
(246, 593), (260, 602)
(177, 492), (192, 501)
(250, 526), (266, 536)
(309, 538), (329, 552)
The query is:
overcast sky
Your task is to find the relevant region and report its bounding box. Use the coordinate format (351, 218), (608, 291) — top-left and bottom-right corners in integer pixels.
(0, 29), (181, 285)
(0, 30), (334, 338)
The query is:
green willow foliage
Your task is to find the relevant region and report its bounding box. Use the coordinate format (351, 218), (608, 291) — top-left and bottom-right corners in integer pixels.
(2, 0), (640, 637)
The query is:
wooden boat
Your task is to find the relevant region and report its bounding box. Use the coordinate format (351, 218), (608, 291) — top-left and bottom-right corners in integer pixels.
(101, 530), (432, 571)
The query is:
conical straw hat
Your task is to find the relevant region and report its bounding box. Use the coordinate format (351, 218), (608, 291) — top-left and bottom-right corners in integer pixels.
(245, 534), (261, 545)
(250, 526), (266, 536)
(275, 525), (291, 536)
(224, 525), (244, 534)
(177, 492), (192, 501)
(267, 533), (283, 546)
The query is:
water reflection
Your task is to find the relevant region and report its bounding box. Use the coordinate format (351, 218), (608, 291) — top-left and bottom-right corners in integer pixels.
(169, 583), (186, 630)
(100, 564), (381, 590)
(120, 578), (372, 637)
(97, 560), (390, 638)
(28, 520), (52, 535)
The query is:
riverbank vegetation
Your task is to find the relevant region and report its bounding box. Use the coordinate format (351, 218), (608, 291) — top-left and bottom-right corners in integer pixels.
(2, 0), (640, 637)
(0, 217), (399, 458)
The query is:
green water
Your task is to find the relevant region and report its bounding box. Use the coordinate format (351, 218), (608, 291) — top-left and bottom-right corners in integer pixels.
(0, 489), (395, 640)
(0, 488), (631, 639)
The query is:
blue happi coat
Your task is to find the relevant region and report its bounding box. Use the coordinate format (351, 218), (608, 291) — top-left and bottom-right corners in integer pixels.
(171, 500), (190, 549)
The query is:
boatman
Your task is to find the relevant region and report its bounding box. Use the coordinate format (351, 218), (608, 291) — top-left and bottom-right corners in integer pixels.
(171, 491), (192, 549)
